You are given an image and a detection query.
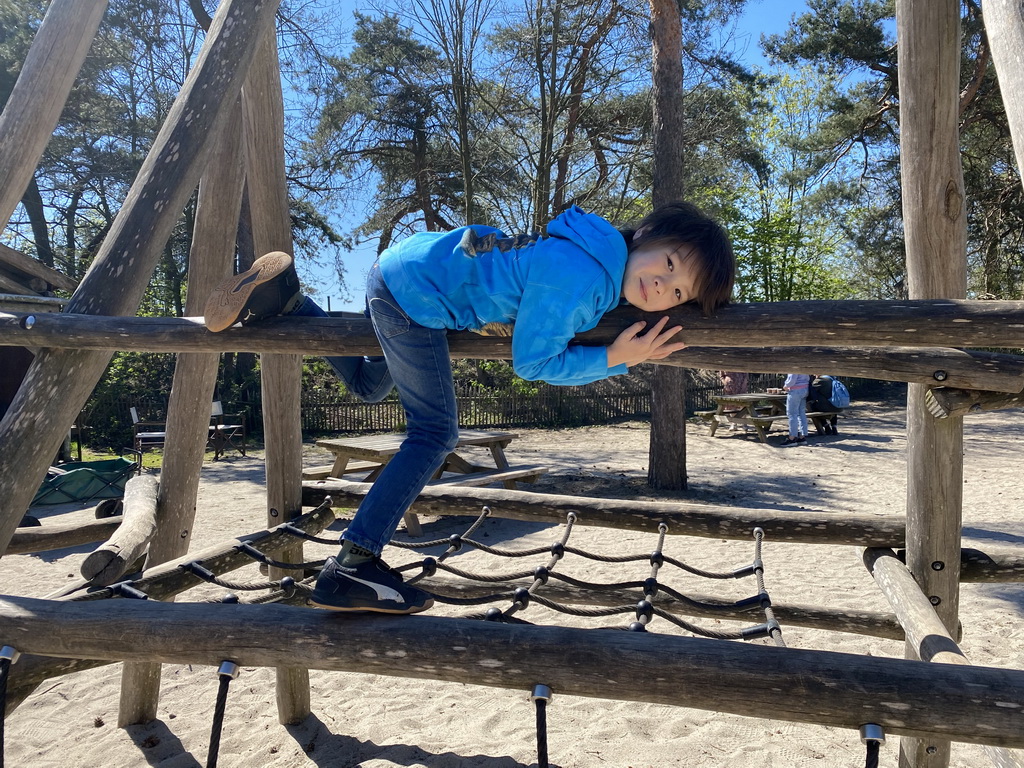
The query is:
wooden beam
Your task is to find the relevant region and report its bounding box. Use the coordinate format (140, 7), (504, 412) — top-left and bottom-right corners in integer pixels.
(925, 387), (1024, 418)
(81, 474), (158, 586)
(242, 25), (310, 726)
(9, 301), (1024, 351)
(2, 596), (1024, 748)
(0, 0), (282, 561)
(303, 479), (907, 547)
(864, 548), (964, 665)
(984, 0), (1024, 185)
(957, 548), (1024, 583)
(864, 548), (1022, 767)
(0, 244), (78, 293)
(5, 516), (120, 555)
(119, 95), (247, 728)
(3, 311), (1024, 391)
(0, 0), (108, 226)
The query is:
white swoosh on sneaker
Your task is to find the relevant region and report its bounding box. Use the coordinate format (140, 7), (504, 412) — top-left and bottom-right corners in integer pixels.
(346, 574), (405, 604)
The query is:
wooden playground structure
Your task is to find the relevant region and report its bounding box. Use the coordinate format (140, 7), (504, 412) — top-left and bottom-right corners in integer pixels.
(0, 0), (1023, 766)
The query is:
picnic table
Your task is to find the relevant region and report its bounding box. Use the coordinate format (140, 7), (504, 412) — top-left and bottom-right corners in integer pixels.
(307, 429), (548, 535)
(695, 393), (841, 444)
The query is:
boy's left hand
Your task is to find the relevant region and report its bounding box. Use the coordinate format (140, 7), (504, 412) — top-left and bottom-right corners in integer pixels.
(607, 316), (687, 369)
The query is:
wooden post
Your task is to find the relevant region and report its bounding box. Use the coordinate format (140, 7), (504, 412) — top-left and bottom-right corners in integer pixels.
(0, 0), (281, 558)
(983, 0), (1024, 186)
(0, 0), (108, 226)
(896, 1), (967, 765)
(117, 98), (247, 728)
(242, 29), (311, 725)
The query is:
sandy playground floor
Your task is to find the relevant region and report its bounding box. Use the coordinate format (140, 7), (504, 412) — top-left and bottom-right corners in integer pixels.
(1, 400), (1022, 767)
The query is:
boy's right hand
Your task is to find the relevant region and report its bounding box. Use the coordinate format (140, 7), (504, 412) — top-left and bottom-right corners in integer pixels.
(606, 316), (686, 369)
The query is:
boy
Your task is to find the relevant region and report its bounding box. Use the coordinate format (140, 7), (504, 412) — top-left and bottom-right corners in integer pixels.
(205, 202), (734, 613)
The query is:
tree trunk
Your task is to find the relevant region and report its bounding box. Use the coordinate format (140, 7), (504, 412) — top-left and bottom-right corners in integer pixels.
(647, 0), (688, 489)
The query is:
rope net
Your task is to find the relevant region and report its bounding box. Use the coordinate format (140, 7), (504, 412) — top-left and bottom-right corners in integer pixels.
(70, 501), (785, 646)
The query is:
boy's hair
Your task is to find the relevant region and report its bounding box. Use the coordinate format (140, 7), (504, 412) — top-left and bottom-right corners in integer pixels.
(620, 201), (735, 315)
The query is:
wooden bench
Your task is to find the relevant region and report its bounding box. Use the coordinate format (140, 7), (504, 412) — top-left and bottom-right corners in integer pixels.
(301, 460), (382, 481)
(428, 464), (548, 488)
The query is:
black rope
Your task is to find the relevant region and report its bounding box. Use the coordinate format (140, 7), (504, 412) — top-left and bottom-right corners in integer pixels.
(60, 505), (785, 644)
(865, 740), (879, 768)
(206, 662), (238, 768)
(751, 528), (786, 647)
(0, 657), (10, 768)
(535, 698), (548, 768)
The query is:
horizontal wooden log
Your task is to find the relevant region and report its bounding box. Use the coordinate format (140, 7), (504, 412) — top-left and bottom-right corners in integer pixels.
(305, 479), (906, 547)
(8, 299), (1024, 349)
(6, 516), (121, 555)
(80, 474), (159, 585)
(925, 386), (1024, 418)
(422, 576), (906, 640)
(3, 309), (1022, 390)
(0, 244), (78, 292)
(957, 548), (1024, 582)
(1, 596), (1023, 747)
(0, 270), (38, 297)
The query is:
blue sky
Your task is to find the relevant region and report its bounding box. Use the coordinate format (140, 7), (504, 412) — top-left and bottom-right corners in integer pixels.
(309, 0), (810, 312)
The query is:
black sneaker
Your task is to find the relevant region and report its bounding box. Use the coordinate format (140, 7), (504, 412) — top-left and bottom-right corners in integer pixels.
(309, 556), (434, 614)
(204, 251), (301, 332)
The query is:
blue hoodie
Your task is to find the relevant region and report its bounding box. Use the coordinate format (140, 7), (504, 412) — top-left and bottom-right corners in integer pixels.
(379, 206), (629, 386)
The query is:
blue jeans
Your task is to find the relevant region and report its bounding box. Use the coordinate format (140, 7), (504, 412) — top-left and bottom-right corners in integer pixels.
(291, 264), (459, 554)
(786, 388), (808, 437)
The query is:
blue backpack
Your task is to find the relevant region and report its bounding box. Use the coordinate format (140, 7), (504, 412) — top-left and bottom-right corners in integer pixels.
(830, 378), (851, 408)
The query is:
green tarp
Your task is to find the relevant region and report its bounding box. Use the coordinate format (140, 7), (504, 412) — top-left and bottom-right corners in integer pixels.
(32, 457), (138, 506)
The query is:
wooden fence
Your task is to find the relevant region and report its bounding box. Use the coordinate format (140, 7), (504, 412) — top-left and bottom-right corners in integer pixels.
(81, 370), (804, 446)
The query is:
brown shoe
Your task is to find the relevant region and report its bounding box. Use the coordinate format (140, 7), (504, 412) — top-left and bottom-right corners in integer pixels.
(204, 251), (301, 332)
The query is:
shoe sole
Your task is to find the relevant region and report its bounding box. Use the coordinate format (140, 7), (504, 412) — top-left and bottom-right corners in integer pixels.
(309, 597), (434, 615)
(204, 251), (293, 332)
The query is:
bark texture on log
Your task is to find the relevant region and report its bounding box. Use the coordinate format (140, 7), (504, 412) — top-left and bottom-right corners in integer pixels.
(304, 479), (906, 546)
(1, 596), (1024, 748)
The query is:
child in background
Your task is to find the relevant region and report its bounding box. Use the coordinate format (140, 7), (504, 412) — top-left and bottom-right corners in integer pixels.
(205, 201), (735, 613)
(782, 372), (811, 444)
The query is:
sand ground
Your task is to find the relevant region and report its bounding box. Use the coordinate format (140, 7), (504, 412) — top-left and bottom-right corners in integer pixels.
(2, 401), (1022, 767)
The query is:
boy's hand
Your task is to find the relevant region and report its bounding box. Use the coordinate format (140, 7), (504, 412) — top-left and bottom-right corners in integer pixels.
(606, 316), (686, 369)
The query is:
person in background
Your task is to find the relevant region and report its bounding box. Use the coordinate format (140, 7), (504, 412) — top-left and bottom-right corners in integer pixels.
(718, 370), (749, 431)
(782, 372), (811, 445)
(204, 201), (735, 613)
(718, 370), (748, 396)
(808, 374), (840, 434)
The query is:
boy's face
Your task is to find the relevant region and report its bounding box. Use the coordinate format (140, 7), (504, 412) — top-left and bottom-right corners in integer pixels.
(621, 242), (700, 312)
